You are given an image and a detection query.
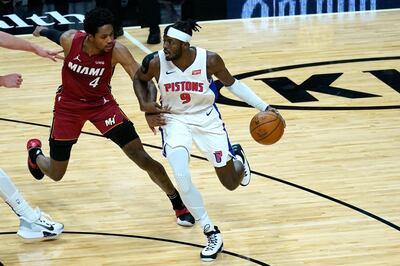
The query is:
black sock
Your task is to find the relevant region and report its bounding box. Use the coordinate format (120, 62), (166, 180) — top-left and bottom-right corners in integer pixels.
(28, 148), (43, 164)
(167, 190), (185, 210)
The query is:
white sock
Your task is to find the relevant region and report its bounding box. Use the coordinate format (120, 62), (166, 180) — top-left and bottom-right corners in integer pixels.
(0, 168), (38, 222)
(165, 145), (215, 233)
(199, 212), (215, 233)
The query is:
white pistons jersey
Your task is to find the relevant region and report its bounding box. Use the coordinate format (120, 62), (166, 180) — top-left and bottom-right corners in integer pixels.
(158, 47), (217, 114)
(158, 47), (234, 167)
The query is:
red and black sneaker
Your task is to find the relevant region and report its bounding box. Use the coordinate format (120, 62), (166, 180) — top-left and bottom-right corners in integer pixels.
(27, 139), (44, 180)
(175, 207), (195, 227)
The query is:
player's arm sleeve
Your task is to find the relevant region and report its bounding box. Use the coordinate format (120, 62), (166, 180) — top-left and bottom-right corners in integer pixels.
(141, 51), (158, 74)
(133, 53), (158, 111)
(39, 28), (63, 45)
(226, 79), (269, 111)
(139, 52), (159, 102)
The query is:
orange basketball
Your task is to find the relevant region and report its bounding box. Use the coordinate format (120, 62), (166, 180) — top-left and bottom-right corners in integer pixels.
(249, 110), (285, 145)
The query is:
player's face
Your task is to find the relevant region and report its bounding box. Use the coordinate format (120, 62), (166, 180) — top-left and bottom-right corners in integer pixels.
(163, 35), (183, 61)
(93, 24), (114, 52)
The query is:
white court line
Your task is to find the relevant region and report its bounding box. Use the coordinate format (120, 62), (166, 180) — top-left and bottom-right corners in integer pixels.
(123, 30), (153, 54)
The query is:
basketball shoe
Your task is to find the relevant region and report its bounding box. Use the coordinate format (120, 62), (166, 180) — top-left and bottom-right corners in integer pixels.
(17, 208), (64, 240)
(27, 139), (44, 180)
(232, 144), (251, 186)
(200, 226), (224, 261)
(175, 207), (195, 227)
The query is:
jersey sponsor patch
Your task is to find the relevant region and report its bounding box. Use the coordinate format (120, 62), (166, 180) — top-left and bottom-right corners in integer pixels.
(192, 69), (201, 75)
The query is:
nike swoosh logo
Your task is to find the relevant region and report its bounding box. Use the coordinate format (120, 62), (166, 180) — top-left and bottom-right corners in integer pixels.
(166, 71), (175, 75)
(206, 109), (213, 116)
(35, 222), (54, 231)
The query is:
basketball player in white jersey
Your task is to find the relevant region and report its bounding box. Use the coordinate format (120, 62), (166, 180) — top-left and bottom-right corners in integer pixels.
(0, 30), (64, 240)
(133, 20), (283, 261)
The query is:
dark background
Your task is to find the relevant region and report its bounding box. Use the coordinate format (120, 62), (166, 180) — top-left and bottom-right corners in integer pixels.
(227, 0), (400, 18)
(1, 0), (399, 35)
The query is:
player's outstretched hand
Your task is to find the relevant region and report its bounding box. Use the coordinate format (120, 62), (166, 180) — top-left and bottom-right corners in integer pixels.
(34, 46), (64, 62)
(32, 26), (64, 61)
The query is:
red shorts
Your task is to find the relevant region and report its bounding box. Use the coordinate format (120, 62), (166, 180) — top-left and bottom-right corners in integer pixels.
(50, 93), (130, 141)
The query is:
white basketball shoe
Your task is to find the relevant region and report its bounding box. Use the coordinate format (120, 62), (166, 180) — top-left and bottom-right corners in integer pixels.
(17, 208), (64, 240)
(200, 226), (224, 261)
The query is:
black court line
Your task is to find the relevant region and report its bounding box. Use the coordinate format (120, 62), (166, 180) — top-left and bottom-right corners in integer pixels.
(0, 121), (398, 265)
(234, 56), (400, 80)
(1, 55), (400, 263)
(252, 171), (400, 231)
(0, 231), (269, 265)
(268, 105), (400, 110)
(1, 116), (400, 233)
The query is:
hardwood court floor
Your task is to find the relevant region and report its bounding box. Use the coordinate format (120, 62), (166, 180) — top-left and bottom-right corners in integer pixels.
(0, 9), (399, 266)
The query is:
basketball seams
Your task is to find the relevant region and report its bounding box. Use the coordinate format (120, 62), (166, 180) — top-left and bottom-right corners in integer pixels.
(257, 119), (283, 143)
(250, 115), (279, 132)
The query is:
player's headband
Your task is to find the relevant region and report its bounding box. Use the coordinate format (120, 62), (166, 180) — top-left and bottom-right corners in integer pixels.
(166, 27), (192, 43)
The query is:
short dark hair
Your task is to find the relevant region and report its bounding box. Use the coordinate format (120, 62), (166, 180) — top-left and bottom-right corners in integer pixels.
(84, 8), (114, 36)
(164, 19), (201, 37)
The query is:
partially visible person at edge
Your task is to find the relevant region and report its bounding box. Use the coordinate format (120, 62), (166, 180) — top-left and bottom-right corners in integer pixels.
(0, 30), (62, 88)
(133, 20), (285, 261)
(0, 30), (64, 240)
(28, 8), (195, 227)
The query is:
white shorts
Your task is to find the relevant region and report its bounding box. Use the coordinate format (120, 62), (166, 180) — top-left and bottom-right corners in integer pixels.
(160, 105), (234, 167)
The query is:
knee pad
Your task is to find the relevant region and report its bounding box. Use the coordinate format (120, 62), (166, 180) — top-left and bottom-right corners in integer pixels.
(165, 145), (192, 193)
(174, 170), (192, 194)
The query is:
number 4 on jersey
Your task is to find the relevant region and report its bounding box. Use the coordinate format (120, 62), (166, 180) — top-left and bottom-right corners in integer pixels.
(89, 77), (100, 88)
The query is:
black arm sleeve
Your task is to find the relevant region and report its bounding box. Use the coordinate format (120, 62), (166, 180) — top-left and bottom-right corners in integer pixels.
(141, 51), (158, 74)
(39, 28), (63, 45)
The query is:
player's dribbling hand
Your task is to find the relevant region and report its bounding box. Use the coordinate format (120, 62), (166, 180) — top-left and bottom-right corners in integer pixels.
(145, 113), (167, 135)
(265, 105), (286, 128)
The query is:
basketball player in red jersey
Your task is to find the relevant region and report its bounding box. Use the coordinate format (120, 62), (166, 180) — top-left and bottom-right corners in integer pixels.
(27, 8), (195, 227)
(133, 20), (284, 261)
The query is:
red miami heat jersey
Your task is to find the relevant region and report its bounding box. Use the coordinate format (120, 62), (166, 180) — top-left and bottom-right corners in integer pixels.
(61, 31), (114, 101)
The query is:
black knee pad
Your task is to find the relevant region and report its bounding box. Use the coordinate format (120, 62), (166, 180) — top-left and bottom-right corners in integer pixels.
(49, 138), (76, 161)
(104, 120), (139, 148)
